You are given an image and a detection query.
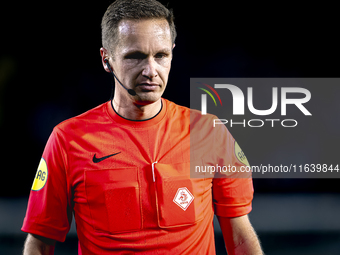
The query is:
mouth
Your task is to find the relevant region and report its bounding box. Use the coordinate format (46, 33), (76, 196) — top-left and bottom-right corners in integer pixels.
(137, 83), (160, 91)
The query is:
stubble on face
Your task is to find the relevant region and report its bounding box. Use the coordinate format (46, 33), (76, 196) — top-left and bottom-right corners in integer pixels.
(111, 18), (173, 106)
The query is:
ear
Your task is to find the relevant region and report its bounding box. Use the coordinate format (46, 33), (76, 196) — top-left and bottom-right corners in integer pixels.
(100, 47), (111, 73)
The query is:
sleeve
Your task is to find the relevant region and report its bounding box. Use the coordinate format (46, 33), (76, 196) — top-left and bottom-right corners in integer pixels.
(212, 123), (254, 218)
(21, 128), (72, 242)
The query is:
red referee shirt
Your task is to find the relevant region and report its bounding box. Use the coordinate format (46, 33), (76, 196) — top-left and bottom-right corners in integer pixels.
(22, 98), (253, 254)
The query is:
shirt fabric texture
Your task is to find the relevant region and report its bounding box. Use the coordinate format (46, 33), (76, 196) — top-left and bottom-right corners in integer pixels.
(22, 98), (253, 254)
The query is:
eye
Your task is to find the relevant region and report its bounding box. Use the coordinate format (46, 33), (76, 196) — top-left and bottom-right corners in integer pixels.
(155, 53), (167, 59)
(125, 52), (147, 60)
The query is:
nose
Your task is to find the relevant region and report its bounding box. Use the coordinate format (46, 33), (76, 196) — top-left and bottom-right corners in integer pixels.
(142, 58), (158, 79)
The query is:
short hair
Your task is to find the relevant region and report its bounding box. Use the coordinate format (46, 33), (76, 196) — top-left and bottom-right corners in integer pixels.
(101, 0), (176, 55)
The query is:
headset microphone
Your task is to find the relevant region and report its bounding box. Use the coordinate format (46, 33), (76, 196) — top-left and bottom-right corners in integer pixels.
(104, 59), (137, 96)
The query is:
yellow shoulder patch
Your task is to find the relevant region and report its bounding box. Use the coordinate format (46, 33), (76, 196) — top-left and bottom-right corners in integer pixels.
(234, 141), (250, 166)
(31, 158), (48, 191)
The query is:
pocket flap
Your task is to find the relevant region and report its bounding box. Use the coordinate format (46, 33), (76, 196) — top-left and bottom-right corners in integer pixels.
(153, 162), (205, 228)
(84, 168), (141, 234)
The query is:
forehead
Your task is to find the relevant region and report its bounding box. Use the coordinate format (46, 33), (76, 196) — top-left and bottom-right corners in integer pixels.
(116, 19), (172, 53)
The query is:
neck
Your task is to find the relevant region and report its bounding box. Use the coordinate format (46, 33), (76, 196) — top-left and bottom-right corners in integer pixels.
(112, 98), (162, 120)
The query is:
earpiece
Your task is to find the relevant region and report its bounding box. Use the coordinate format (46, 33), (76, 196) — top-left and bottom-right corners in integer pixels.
(103, 58), (137, 96)
(104, 58), (112, 72)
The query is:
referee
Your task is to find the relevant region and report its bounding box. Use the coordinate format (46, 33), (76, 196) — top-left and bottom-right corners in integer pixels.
(22, 0), (263, 254)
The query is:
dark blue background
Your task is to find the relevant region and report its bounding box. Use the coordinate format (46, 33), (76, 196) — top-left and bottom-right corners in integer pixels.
(0, 2), (339, 254)
(1, 1), (338, 196)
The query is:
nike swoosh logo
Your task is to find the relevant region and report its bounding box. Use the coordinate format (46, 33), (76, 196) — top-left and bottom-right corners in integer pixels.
(92, 152), (121, 163)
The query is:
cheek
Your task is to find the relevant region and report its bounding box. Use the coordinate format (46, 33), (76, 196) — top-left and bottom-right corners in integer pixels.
(121, 62), (141, 81)
(122, 60), (139, 72)
(160, 55), (173, 68)
(120, 58), (172, 84)
(158, 59), (172, 82)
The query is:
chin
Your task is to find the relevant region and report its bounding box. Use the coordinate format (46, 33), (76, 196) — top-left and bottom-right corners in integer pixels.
(134, 92), (163, 105)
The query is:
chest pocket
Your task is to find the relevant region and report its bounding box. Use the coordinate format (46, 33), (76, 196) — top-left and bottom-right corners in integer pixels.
(153, 162), (211, 228)
(84, 168), (141, 234)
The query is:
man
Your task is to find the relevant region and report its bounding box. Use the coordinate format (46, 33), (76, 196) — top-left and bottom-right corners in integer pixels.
(22, 0), (263, 254)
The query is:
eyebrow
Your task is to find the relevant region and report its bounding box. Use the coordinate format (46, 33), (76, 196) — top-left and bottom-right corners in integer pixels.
(123, 48), (172, 57)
